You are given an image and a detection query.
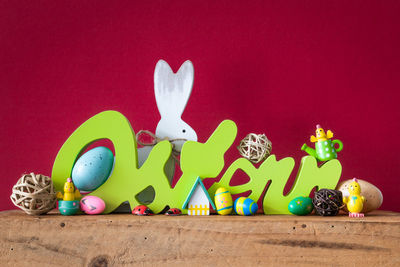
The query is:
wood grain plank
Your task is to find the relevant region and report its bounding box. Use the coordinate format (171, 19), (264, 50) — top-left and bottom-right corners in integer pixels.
(1, 210), (399, 266)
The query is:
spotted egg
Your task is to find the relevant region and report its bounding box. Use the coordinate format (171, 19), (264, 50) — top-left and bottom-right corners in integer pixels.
(288, 196), (313, 215)
(234, 197), (258, 216)
(80, 196), (106, 215)
(72, 146), (114, 191)
(214, 187), (233, 215)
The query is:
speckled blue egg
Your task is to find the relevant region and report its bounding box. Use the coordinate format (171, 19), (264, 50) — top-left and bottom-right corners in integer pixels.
(71, 146), (114, 191)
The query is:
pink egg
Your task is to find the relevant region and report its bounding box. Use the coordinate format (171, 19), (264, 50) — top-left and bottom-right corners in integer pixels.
(80, 196), (105, 215)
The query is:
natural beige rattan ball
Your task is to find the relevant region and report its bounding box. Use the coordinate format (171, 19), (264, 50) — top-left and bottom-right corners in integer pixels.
(10, 173), (57, 215)
(237, 133), (272, 164)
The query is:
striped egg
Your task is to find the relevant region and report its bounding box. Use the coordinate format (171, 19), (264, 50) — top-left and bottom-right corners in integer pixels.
(214, 187), (233, 215)
(234, 197), (258, 216)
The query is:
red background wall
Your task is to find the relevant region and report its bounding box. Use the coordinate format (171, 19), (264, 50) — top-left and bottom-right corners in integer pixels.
(1, 1), (399, 212)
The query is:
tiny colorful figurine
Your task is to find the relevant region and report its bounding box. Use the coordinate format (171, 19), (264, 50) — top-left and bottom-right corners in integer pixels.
(56, 178), (81, 201)
(182, 177), (216, 215)
(234, 197), (258, 216)
(337, 179), (383, 213)
(343, 178), (365, 217)
(165, 208), (182, 216)
(301, 124), (343, 162)
(214, 187), (233, 215)
(57, 178), (81, 215)
(288, 196), (313, 215)
(132, 205), (154, 216)
(80, 195), (106, 215)
(71, 146), (114, 192)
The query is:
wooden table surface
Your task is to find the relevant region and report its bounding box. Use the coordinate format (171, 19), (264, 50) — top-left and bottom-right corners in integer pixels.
(1, 210), (399, 266)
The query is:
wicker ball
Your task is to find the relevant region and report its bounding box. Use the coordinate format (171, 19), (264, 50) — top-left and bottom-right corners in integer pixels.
(313, 189), (344, 216)
(237, 133), (272, 163)
(10, 173), (57, 215)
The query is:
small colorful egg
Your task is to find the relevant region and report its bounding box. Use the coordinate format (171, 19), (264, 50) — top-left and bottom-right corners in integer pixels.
(234, 197), (258, 216)
(80, 196), (105, 215)
(337, 179), (383, 213)
(214, 187), (233, 215)
(288, 196), (313, 215)
(58, 200), (79, 216)
(72, 146), (114, 191)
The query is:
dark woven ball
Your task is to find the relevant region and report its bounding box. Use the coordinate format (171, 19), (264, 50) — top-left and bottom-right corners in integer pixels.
(313, 189), (343, 216)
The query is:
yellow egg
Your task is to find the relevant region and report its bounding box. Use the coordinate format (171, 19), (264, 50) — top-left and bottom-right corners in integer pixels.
(214, 187), (233, 215)
(337, 179), (383, 213)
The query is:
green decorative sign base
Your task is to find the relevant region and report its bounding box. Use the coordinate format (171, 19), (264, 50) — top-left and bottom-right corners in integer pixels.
(52, 111), (342, 214)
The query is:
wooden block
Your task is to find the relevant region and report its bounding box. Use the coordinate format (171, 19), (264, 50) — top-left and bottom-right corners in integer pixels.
(1, 210), (400, 266)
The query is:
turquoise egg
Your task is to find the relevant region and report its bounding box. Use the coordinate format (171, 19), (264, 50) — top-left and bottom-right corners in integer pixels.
(72, 146), (114, 191)
(58, 200), (80, 216)
(288, 196), (313, 215)
(234, 197), (258, 216)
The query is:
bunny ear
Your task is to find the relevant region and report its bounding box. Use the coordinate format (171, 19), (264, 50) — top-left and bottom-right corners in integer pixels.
(154, 60), (194, 118)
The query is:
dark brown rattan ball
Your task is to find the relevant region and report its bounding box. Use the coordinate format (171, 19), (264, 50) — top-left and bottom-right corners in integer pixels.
(313, 189), (343, 216)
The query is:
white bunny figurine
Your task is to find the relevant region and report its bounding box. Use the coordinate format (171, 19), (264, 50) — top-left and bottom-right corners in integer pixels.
(154, 59), (198, 147)
(134, 59), (198, 206)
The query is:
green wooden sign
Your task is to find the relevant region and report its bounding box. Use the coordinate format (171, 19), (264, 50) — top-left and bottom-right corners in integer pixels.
(52, 110), (342, 214)
(208, 155), (341, 214)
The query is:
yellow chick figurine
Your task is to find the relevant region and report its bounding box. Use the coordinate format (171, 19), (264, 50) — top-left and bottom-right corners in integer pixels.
(310, 124), (333, 142)
(56, 178), (81, 201)
(343, 178), (365, 217)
